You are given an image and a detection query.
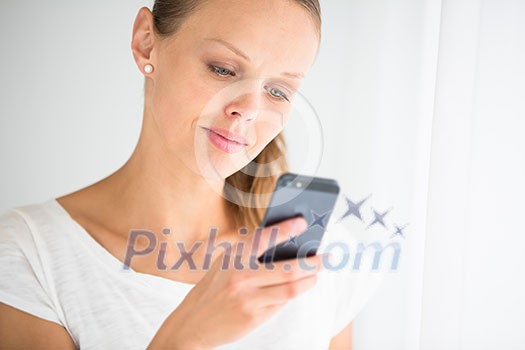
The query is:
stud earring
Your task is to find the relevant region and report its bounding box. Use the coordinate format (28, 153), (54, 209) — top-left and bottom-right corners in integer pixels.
(144, 64), (154, 74)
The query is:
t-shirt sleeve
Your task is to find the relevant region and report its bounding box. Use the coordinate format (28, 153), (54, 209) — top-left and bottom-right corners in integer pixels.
(0, 209), (62, 325)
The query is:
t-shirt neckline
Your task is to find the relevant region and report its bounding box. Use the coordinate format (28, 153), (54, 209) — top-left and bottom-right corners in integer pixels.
(46, 197), (196, 289)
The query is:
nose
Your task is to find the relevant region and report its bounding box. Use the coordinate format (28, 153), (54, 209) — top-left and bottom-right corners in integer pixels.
(224, 91), (261, 122)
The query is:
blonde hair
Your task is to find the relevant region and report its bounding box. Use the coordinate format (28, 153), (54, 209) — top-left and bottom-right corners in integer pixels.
(152, 0), (322, 229)
(224, 134), (289, 230)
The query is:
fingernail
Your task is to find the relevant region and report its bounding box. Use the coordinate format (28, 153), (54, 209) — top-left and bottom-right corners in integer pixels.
(293, 218), (307, 232)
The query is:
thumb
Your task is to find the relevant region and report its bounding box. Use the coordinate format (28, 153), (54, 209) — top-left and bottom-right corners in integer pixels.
(247, 216), (308, 260)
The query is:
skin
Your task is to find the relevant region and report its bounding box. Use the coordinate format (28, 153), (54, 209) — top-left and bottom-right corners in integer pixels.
(0, 0), (352, 348)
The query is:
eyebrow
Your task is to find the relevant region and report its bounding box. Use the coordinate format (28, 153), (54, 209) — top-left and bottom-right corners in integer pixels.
(203, 38), (305, 79)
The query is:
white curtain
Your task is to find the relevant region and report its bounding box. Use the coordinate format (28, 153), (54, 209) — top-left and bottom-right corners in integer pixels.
(294, 0), (524, 349)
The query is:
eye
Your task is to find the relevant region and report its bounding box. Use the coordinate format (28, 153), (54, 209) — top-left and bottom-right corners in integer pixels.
(265, 86), (290, 102)
(208, 65), (236, 77)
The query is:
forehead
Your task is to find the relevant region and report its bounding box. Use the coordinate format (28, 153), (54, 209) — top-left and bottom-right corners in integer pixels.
(170, 0), (320, 73)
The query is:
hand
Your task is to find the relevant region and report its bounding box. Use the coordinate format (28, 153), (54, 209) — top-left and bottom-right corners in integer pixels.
(147, 216), (327, 349)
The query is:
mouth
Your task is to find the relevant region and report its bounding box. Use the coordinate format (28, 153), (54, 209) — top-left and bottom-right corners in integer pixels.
(202, 127), (249, 154)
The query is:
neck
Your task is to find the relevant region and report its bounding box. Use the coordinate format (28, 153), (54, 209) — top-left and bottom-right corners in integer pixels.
(94, 124), (237, 243)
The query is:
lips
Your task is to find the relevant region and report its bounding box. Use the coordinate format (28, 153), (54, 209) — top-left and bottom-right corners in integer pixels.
(203, 127), (250, 154)
(207, 127), (248, 145)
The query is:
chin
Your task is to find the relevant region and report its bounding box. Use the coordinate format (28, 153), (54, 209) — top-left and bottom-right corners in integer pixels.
(203, 150), (256, 179)
(192, 128), (269, 180)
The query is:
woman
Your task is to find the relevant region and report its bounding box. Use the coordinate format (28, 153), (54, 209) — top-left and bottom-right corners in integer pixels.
(0, 0), (355, 348)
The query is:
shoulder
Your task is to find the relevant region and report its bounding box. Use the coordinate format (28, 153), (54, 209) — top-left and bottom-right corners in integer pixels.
(0, 205), (32, 248)
(0, 199), (55, 248)
(0, 199), (64, 275)
(0, 200), (67, 326)
(0, 198), (68, 283)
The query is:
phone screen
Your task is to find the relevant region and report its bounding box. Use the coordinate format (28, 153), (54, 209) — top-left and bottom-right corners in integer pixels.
(257, 173), (340, 263)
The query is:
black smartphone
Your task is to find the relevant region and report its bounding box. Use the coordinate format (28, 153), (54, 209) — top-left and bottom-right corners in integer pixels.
(257, 172), (340, 263)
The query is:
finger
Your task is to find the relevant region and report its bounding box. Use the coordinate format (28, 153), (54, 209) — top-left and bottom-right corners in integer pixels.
(253, 274), (319, 307)
(243, 216), (308, 260)
(251, 302), (288, 325)
(248, 254), (326, 287)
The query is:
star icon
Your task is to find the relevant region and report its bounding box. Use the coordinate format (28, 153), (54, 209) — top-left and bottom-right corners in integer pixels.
(284, 234), (299, 247)
(310, 209), (330, 229)
(390, 223), (408, 239)
(337, 194), (371, 223)
(366, 207), (392, 230)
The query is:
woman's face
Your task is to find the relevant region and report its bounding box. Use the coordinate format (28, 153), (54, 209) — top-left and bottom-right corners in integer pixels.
(143, 0), (319, 180)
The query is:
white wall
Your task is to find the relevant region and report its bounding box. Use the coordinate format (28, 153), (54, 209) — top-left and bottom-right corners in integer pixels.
(0, 1), (148, 213)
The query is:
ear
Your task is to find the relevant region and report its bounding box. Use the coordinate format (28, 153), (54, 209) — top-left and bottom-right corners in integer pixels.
(131, 7), (156, 75)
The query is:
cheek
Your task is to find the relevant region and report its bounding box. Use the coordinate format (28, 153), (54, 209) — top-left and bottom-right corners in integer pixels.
(150, 69), (216, 146)
(248, 111), (289, 158)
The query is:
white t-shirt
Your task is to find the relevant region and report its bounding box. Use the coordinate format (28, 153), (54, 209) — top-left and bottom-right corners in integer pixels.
(0, 197), (383, 349)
